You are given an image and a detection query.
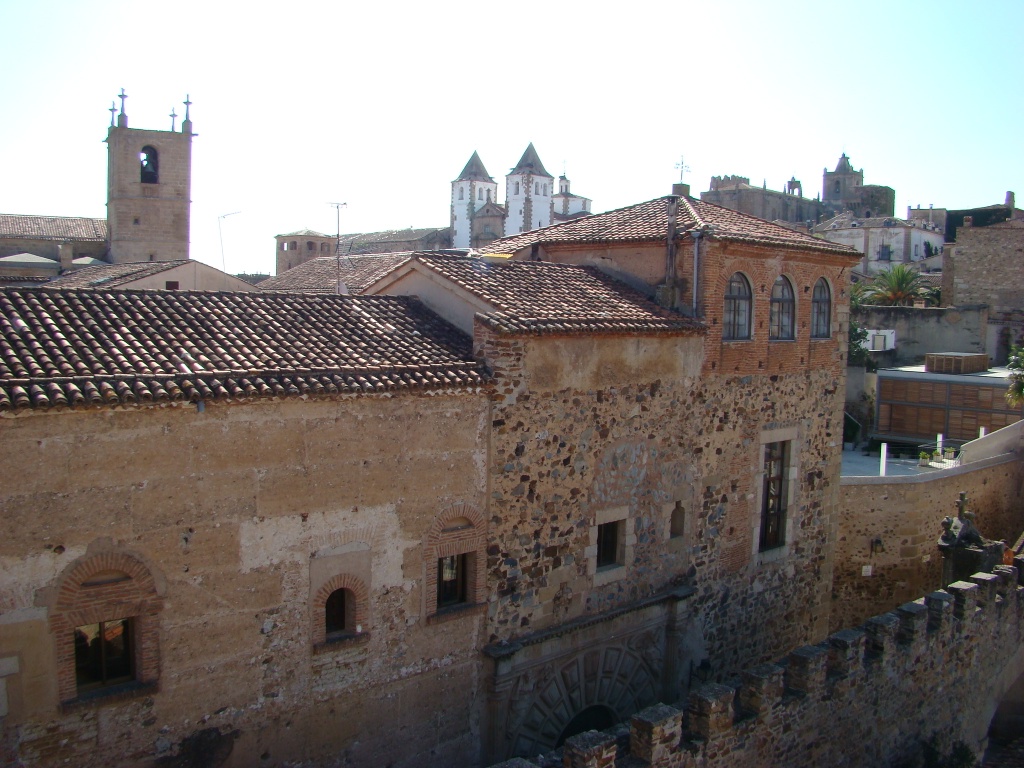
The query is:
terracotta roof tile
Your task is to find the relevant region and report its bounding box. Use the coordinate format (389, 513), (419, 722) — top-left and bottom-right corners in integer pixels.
(260, 252), (415, 294)
(408, 254), (704, 336)
(47, 261), (187, 288)
(0, 287), (486, 411)
(479, 196), (858, 257)
(0, 214), (107, 242)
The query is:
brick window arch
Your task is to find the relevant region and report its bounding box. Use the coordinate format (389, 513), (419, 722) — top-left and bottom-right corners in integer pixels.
(811, 278), (832, 338)
(48, 550), (163, 705)
(424, 504), (486, 621)
(769, 275), (796, 340)
(311, 574), (369, 646)
(723, 272), (752, 340)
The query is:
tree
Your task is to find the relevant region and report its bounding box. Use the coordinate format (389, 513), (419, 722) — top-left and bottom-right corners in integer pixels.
(1007, 344), (1024, 408)
(863, 264), (929, 306)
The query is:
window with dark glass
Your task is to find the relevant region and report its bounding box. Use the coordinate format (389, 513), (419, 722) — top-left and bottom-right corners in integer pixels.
(723, 273), (752, 340)
(596, 521), (622, 569)
(811, 278), (831, 338)
(878, 244), (892, 261)
(760, 442), (788, 551)
(139, 146), (159, 184)
(437, 554), (467, 608)
(74, 618), (133, 694)
(325, 588), (353, 637)
(769, 277), (795, 340)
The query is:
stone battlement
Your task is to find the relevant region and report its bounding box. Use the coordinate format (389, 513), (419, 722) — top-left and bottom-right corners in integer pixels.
(490, 562), (1024, 768)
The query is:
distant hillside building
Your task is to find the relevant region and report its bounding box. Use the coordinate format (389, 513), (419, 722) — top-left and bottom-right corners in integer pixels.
(700, 153), (894, 226)
(275, 228), (452, 275)
(815, 212), (945, 275)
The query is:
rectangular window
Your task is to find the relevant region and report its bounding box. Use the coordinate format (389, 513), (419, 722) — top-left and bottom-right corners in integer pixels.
(165, 281), (179, 290)
(760, 442), (788, 551)
(596, 521), (623, 568)
(878, 244), (891, 261)
(437, 554), (467, 608)
(74, 618), (134, 695)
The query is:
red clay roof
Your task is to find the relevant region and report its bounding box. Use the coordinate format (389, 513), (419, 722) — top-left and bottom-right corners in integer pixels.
(260, 252), (415, 294)
(0, 288), (486, 410)
(406, 254), (704, 336)
(0, 214), (107, 242)
(47, 261), (187, 288)
(479, 196), (858, 257)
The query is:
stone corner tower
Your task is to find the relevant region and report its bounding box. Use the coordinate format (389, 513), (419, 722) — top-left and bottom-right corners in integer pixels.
(106, 91), (194, 264)
(504, 143), (553, 237)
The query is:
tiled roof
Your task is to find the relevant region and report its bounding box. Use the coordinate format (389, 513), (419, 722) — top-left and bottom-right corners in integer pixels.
(260, 252), (414, 294)
(0, 288), (486, 411)
(510, 143), (552, 178)
(0, 214), (107, 242)
(276, 229), (329, 238)
(479, 196), (858, 257)
(815, 212), (911, 232)
(456, 151), (494, 182)
(406, 254), (705, 336)
(341, 228), (450, 246)
(47, 261), (187, 288)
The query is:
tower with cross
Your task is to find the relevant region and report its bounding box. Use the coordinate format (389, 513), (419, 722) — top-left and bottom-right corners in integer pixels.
(105, 91), (195, 264)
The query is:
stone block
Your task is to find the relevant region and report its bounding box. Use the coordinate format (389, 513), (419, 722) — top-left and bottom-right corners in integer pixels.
(786, 644), (828, 694)
(865, 612), (899, 658)
(562, 730), (617, 768)
(827, 628), (865, 677)
(688, 683), (735, 740)
(738, 663), (785, 715)
(946, 580), (980, 621)
(970, 572), (1000, 606)
(896, 600), (929, 645)
(993, 565), (1019, 593)
(925, 591), (955, 633)
(630, 703), (682, 763)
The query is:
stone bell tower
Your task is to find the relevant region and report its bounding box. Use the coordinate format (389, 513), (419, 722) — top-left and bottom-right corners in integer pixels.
(105, 90), (194, 264)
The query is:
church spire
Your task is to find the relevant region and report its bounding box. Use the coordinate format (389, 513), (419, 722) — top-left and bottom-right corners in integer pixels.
(510, 143), (551, 178)
(456, 151), (494, 182)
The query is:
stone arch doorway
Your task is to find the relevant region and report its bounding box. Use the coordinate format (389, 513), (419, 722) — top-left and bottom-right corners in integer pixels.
(557, 704), (619, 747)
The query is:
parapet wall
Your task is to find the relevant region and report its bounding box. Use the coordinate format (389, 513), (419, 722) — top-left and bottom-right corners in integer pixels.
(491, 564), (1024, 768)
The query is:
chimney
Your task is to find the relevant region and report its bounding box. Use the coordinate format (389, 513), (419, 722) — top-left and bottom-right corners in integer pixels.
(1007, 191), (1016, 209)
(58, 242), (74, 272)
(963, 216), (973, 228)
(672, 182), (690, 197)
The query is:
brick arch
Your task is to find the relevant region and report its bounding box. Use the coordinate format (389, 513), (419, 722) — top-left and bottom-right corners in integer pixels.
(424, 503), (487, 616)
(311, 573), (370, 644)
(49, 549), (163, 704)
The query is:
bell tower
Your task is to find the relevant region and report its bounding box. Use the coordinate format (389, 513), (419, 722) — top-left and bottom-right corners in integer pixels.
(106, 90), (194, 264)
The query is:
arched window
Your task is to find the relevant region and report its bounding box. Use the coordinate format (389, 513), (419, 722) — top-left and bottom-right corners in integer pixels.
(833, 181), (840, 195)
(306, 241), (315, 252)
(279, 241), (286, 251)
(770, 276), (795, 340)
(535, 182), (540, 195)
(478, 188), (483, 200)
(325, 588), (355, 636)
(514, 182), (520, 195)
(321, 242), (329, 252)
(290, 241), (297, 251)
(723, 273), (752, 340)
(811, 278), (832, 338)
(140, 146), (159, 184)
(459, 187), (464, 200)
(425, 505), (486, 621)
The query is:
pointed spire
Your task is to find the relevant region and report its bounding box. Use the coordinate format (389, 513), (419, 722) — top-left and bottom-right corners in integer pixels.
(181, 94), (193, 134)
(510, 143), (552, 177)
(456, 151), (494, 182)
(117, 88), (128, 127)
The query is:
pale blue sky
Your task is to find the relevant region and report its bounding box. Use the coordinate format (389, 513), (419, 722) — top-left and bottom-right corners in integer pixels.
(1, 0), (1020, 275)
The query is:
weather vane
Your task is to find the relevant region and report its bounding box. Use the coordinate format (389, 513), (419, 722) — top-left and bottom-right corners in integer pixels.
(675, 155), (691, 183)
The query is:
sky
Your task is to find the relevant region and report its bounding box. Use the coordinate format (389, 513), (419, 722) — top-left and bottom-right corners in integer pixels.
(1, 0), (1021, 277)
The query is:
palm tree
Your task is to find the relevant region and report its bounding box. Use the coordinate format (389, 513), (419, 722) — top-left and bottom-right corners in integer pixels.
(1007, 345), (1024, 408)
(863, 264), (929, 306)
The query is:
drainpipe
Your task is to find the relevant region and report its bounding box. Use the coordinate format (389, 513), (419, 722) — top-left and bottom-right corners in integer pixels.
(665, 197), (679, 288)
(691, 230), (702, 317)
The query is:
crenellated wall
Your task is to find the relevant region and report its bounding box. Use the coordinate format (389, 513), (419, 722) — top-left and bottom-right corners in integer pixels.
(491, 564), (1024, 768)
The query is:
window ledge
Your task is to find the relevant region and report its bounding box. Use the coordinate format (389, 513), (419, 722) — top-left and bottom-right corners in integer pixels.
(594, 563), (627, 587)
(756, 545), (790, 565)
(314, 631), (371, 655)
(426, 602), (485, 626)
(61, 680), (157, 713)
(768, 338), (796, 343)
(722, 338), (753, 344)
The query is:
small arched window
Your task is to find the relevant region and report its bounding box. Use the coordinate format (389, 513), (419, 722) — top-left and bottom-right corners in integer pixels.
(290, 241), (297, 251)
(306, 241), (315, 252)
(140, 146), (159, 184)
(279, 241), (286, 251)
(770, 276), (795, 340)
(325, 588), (355, 637)
(478, 189), (483, 200)
(723, 273), (752, 340)
(833, 181), (840, 195)
(811, 278), (832, 338)
(514, 182), (520, 195)
(459, 187), (464, 200)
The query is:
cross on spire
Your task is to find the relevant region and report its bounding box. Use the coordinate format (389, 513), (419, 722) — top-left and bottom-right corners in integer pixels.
(170, 108), (177, 131)
(109, 101), (117, 127)
(118, 88), (127, 114)
(183, 94), (192, 121)
(675, 155), (690, 183)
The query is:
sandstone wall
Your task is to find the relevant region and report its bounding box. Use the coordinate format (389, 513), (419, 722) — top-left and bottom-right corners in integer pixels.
(0, 392), (490, 767)
(831, 453), (1024, 631)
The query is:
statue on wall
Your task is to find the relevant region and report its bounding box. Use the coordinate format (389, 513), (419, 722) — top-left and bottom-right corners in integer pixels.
(937, 491), (1007, 587)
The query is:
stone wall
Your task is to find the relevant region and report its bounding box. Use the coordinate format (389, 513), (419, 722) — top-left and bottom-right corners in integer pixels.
(0, 392), (491, 767)
(831, 453), (1024, 631)
(943, 221), (1024, 315)
(852, 304), (989, 365)
(492, 565), (1024, 768)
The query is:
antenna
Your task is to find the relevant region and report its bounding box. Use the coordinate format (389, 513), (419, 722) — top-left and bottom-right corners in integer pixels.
(328, 202), (349, 295)
(217, 211), (241, 272)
